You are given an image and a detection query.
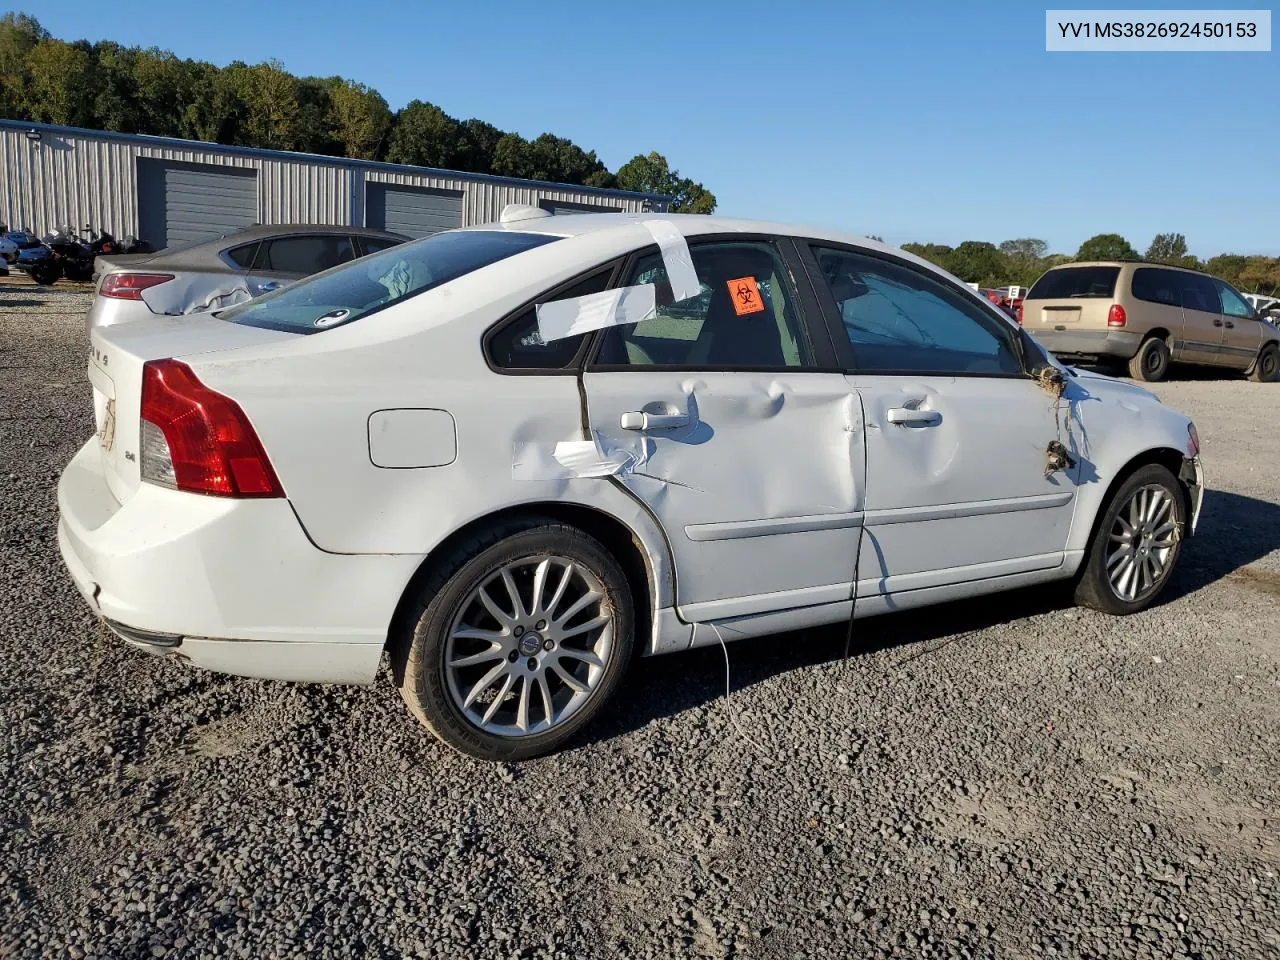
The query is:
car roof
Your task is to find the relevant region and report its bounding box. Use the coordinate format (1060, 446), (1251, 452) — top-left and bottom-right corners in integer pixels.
(463, 212), (961, 287)
(140, 223), (410, 267)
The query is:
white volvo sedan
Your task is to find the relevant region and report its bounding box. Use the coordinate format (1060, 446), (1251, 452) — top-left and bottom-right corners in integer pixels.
(58, 209), (1205, 760)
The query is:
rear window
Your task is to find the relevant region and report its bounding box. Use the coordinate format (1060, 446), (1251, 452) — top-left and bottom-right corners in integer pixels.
(220, 230), (559, 334)
(1027, 266), (1120, 300)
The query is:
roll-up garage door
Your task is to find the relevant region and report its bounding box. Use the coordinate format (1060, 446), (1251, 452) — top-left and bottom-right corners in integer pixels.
(136, 159), (258, 251)
(366, 183), (464, 238)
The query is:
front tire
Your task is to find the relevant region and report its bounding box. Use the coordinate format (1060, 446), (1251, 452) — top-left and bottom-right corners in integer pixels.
(1248, 343), (1279, 383)
(1074, 464), (1185, 615)
(396, 521), (634, 761)
(1128, 337), (1170, 382)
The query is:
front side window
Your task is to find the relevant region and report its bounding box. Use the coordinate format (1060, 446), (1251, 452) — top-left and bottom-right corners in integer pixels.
(595, 241), (811, 368)
(260, 235), (355, 274)
(221, 230), (559, 334)
(813, 247), (1022, 376)
(1216, 280), (1255, 319)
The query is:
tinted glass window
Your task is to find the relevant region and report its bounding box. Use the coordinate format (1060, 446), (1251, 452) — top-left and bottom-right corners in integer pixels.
(596, 241), (810, 368)
(362, 237), (402, 256)
(221, 230), (559, 334)
(1179, 273), (1219, 314)
(225, 242), (258, 268)
(1027, 266), (1121, 299)
(262, 235), (355, 274)
(1216, 280), (1254, 318)
(813, 247), (1022, 375)
(1131, 267), (1181, 307)
(488, 267), (615, 370)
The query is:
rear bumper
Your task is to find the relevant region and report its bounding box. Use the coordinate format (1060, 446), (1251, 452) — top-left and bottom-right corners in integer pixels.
(57, 437), (422, 684)
(1032, 328), (1143, 360)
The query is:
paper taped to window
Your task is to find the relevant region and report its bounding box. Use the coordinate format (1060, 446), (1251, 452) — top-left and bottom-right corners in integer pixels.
(536, 284), (657, 343)
(641, 220), (702, 302)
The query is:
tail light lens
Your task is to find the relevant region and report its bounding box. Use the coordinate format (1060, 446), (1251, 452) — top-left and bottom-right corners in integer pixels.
(139, 359), (284, 498)
(100, 273), (173, 300)
(1107, 304), (1127, 327)
(1016, 303), (1024, 324)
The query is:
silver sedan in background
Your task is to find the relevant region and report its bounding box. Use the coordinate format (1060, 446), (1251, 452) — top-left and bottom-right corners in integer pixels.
(88, 223), (408, 330)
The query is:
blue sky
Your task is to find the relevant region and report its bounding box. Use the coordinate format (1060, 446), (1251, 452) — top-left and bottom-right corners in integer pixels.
(10, 1), (1279, 256)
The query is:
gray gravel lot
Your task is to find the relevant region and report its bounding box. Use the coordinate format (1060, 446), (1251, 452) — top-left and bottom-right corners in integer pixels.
(2, 284), (1278, 959)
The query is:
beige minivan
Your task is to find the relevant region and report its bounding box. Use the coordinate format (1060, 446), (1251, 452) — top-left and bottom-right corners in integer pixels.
(1021, 261), (1280, 382)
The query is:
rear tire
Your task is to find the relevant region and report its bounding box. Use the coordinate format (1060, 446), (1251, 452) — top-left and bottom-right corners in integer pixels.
(1074, 464), (1185, 615)
(1127, 337), (1170, 382)
(395, 521), (634, 761)
(1248, 343), (1279, 383)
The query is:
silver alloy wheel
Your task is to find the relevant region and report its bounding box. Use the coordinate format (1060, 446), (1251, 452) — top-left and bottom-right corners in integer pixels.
(444, 555), (615, 738)
(1105, 484), (1178, 602)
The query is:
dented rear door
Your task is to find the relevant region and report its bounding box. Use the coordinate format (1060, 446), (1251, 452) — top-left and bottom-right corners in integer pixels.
(582, 237), (864, 620)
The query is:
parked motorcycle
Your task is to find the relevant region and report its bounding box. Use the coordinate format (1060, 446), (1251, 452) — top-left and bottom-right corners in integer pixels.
(14, 226), (95, 285)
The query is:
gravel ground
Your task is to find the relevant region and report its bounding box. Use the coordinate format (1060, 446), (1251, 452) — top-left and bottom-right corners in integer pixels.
(2, 285), (1278, 960)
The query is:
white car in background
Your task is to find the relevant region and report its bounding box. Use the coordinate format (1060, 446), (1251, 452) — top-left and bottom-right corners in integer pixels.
(58, 209), (1204, 760)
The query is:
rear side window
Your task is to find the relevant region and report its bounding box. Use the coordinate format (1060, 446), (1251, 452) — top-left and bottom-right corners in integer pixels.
(1027, 266), (1120, 300)
(260, 235), (355, 274)
(221, 230), (559, 334)
(487, 266), (615, 370)
(224, 242), (258, 268)
(1131, 267), (1181, 307)
(361, 237), (403, 256)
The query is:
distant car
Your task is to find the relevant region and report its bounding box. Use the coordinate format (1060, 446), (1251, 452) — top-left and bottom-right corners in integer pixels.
(88, 224), (409, 331)
(0, 234), (16, 264)
(59, 211), (1206, 760)
(1021, 261), (1280, 382)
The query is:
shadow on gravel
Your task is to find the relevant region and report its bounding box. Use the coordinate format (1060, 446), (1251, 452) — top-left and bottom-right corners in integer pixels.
(584, 488), (1280, 749)
(1165, 488), (1280, 599)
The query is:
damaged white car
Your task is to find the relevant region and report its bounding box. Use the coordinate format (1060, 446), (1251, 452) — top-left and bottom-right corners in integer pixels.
(58, 208), (1205, 760)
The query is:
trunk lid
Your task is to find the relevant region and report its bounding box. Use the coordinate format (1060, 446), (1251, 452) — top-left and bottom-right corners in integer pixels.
(89, 316), (298, 504)
(1022, 265), (1123, 335)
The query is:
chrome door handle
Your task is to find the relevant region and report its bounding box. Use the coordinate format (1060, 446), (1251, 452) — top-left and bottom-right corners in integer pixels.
(259, 281), (281, 293)
(886, 407), (942, 426)
(620, 411), (690, 431)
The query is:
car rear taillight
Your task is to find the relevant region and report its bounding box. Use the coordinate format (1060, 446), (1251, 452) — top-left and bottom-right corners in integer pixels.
(139, 359), (284, 498)
(1016, 303), (1024, 324)
(100, 273), (173, 300)
(1107, 304), (1127, 327)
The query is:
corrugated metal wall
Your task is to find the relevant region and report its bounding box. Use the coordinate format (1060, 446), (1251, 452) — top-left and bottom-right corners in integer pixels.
(1, 124), (656, 242)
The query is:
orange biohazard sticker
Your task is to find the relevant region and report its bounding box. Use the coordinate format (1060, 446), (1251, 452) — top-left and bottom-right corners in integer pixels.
(726, 276), (765, 316)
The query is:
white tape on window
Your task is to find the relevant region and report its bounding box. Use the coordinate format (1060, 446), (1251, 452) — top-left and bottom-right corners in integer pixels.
(535, 284), (657, 343)
(640, 220), (701, 302)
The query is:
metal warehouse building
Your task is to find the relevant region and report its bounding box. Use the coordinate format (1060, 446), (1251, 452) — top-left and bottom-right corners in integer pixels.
(0, 119), (668, 249)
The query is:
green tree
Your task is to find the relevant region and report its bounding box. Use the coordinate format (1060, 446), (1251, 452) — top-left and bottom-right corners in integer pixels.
(88, 41), (139, 132)
(1075, 233), (1139, 262)
(386, 100), (464, 167)
(1144, 232), (1200, 269)
(901, 242), (955, 271)
(0, 12), (46, 119)
(326, 78), (391, 159)
(998, 238), (1049, 286)
(946, 241), (1009, 287)
(615, 151), (715, 213)
(456, 118), (503, 174)
(1237, 256), (1280, 296)
(294, 76), (337, 154)
(1205, 254), (1248, 287)
(25, 38), (93, 126)
(490, 132), (609, 185)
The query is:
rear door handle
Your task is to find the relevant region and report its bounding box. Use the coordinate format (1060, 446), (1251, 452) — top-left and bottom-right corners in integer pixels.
(1224, 320), (1235, 329)
(258, 280), (281, 293)
(886, 407), (942, 426)
(620, 411), (690, 431)
(1213, 318), (1223, 327)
